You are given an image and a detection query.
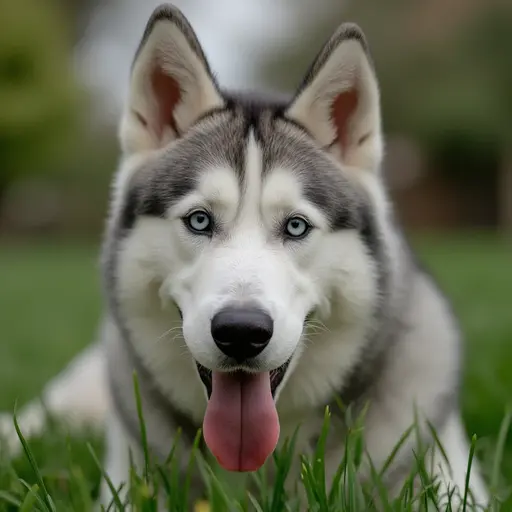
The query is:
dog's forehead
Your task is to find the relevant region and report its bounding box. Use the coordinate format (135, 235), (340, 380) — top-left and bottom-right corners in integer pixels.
(123, 94), (364, 232)
(259, 125), (364, 229)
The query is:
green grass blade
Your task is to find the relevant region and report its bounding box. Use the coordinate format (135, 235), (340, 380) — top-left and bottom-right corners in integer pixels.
(299, 456), (318, 509)
(67, 465), (94, 512)
(426, 420), (451, 475)
(250, 462), (269, 510)
(66, 437), (94, 512)
(366, 456), (393, 512)
(269, 427), (299, 512)
(165, 427), (183, 465)
(195, 455), (234, 512)
(490, 406), (512, 494)
(412, 449), (439, 511)
(378, 425), (414, 479)
(327, 449), (346, 506)
(462, 434), (477, 512)
(87, 442), (124, 510)
(183, 428), (203, 509)
(155, 464), (172, 501)
(12, 407), (56, 512)
(0, 490), (22, 507)
(445, 486), (456, 512)
(247, 493), (264, 512)
(19, 483), (41, 512)
(19, 479), (49, 512)
(310, 406), (330, 510)
(344, 449), (365, 512)
(133, 371), (151, 482)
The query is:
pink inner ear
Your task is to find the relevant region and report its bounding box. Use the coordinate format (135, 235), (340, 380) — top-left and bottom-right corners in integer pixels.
(150, 64), (182, 139)
(331, 88), (358, 154)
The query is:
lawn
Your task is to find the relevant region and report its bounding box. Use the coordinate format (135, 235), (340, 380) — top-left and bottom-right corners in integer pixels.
(0, 233), (511, 510)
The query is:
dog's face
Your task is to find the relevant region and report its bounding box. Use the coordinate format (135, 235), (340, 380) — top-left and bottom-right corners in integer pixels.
(105, 4), (384, 472)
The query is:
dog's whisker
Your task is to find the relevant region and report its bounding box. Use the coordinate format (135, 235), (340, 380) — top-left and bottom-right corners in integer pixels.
(155, 325), (184, 342)
(171, 334), (185, 344)
(305, 319), (330, 335)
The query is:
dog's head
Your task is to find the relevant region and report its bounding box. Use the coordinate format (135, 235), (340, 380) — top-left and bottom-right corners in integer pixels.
(105, 4), (384, 472)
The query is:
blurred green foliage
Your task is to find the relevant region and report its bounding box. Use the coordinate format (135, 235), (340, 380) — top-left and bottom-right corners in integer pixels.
(0, 0), (509, 202)
(263, 0), (512, 179)
(0, 0), (82, 195)
(374, 3), (512, 178)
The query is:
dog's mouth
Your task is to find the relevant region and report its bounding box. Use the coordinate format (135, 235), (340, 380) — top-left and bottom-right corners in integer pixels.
(195, 359), (290, 474)
(196, 360), (290, 399)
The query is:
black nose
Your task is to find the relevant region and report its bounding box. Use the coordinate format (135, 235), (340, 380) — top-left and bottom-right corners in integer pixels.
(211, 306), (273, 362)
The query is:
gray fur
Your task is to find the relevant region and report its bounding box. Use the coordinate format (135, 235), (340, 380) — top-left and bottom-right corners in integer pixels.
(294, 22), (373, 98)
(131, 3), (218, 85)
(0, 5), (486, 509)
(98, 5), (485, 505)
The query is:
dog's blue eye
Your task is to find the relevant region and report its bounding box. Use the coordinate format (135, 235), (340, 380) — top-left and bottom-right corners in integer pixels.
(285, 217), (310, 239)
(185, 210), (212, 234)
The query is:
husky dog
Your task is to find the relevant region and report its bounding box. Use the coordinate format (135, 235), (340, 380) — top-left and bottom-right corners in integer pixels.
(1, 3), (488, 508)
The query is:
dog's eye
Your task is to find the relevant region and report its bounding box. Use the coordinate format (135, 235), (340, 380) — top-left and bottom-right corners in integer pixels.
(284, 217), (310, 239)
(184, 210), (212, 234)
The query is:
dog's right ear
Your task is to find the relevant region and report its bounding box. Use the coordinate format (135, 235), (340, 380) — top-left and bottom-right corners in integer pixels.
(120, 4), (224, 154)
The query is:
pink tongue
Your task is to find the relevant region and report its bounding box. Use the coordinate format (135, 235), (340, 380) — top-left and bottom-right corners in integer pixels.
(203, 372), (279, 472)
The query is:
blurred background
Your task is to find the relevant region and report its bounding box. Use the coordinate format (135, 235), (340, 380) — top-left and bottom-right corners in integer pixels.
(0, 0), (511, 493)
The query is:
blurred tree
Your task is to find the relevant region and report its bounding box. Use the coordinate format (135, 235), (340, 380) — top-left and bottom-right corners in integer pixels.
(56, 0), (107, 42)
(261, 0), (512, 181)
(372, 1), (512, 182)
(0, 0), (82, 199)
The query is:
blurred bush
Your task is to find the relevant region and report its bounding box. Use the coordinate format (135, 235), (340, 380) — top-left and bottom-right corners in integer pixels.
(0, 0), (82, 197)
(262, 0), (512, 182)
(372, 1), (512, 181)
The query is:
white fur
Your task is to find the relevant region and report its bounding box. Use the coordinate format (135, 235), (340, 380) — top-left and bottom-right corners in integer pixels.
(286, 35), (383, 172)
(0, 342), (107, 456)
(0, 12), (489, 510)
(100, 410), (142, 508)
(113, 131), (375, 414)
(432, 414), (488, 507)
(120, 12), (223, 155)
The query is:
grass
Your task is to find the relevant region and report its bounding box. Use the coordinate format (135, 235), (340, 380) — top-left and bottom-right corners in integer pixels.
(0, 232), (511, 510)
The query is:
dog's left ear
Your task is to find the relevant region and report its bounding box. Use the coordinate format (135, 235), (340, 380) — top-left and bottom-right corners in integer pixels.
(286, 24), (382, 172)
